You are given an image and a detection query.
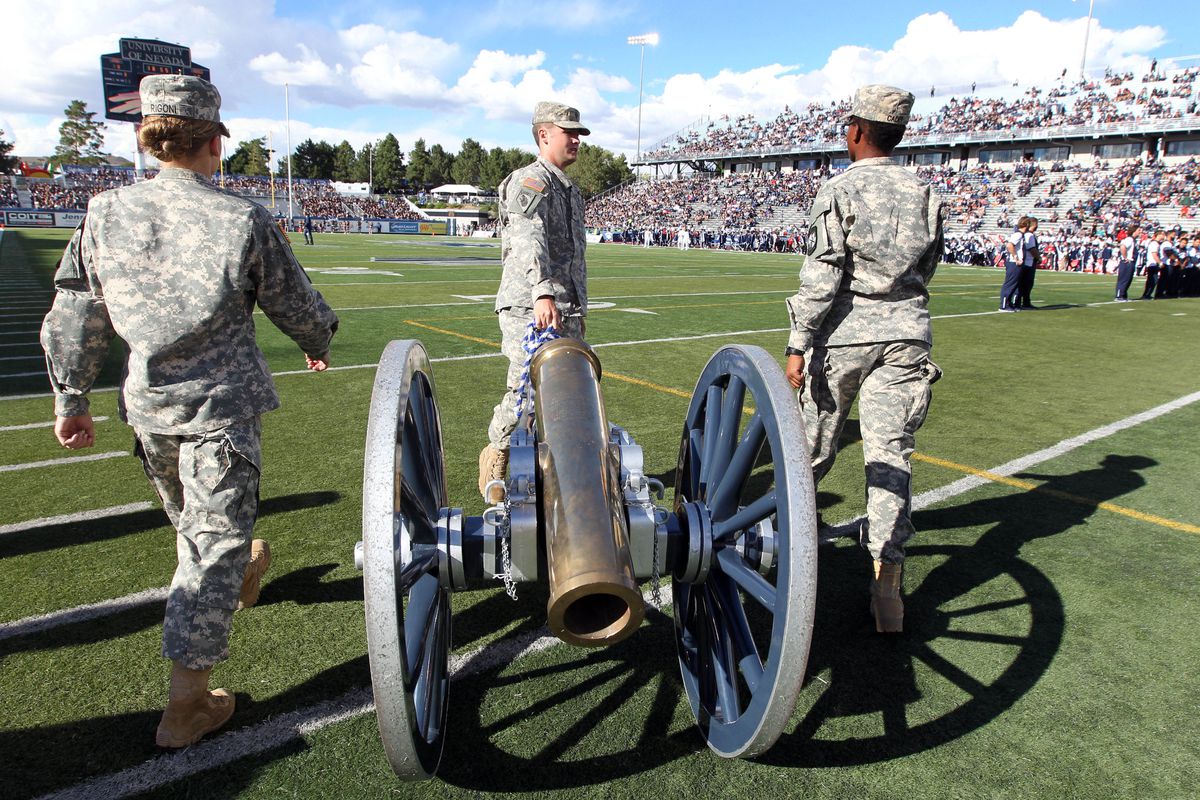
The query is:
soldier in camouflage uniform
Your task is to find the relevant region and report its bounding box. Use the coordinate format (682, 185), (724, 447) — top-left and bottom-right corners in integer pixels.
(479, 101), (590, 503)
(40, 75), (338, 747)
(784, 85), (944, 633)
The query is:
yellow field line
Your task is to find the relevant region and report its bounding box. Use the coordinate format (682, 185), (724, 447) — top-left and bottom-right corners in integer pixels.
(404, 320), (499, 347)
(913, 452), (1200, 535)
(403, 319), (694, 400)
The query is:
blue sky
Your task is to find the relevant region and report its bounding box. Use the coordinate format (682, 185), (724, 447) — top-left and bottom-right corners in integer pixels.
(2, 1), (1197, 165)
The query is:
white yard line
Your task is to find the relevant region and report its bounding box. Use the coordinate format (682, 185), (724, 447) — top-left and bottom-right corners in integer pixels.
(0, 300), (1144, 403)
(0, 587), (167, 643)
(0, 451), (128, 473)
(1, 415), (109, 432)
(0, 498), (149, 535)
(24, 387), (1200, 799)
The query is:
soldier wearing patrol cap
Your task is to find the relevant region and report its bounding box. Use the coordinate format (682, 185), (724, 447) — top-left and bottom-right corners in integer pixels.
(40, 73), (338, 747)
(784, 84), (945, 633)
(479, 101), (590, 503)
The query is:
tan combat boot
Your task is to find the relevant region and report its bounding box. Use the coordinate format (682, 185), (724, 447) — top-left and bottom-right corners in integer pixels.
(237, 539), (271, 610)
(478, 444), (509, 504)
(869, 560), (904, 633)
(155, 661), (235, 748)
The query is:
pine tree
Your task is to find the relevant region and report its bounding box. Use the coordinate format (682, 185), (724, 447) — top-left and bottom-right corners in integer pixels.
(332, 140), (357, 182)
(55, 100), (108, 165)
(451, 138), (486, 186)
(373, 134), (404, 193)
(406, 139), (431, 188)
(226, 138), (270, 176)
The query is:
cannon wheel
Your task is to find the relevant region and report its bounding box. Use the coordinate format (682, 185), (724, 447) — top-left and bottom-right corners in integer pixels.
(362, 339), (451, 779)
(673, 344), (818, 758)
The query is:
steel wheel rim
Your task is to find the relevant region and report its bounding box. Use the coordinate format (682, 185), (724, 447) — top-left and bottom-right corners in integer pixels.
(673, 344), (818, 758)
(362, 339), (451, 779)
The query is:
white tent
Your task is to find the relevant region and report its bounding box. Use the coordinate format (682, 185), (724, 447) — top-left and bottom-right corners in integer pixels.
(429, 184), (483, 195)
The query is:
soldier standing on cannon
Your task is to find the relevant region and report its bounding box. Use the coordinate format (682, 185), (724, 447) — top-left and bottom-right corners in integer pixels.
(479, 101), (591, 503)
(40, 75), (339, 747)
(784, 85), (945, 633)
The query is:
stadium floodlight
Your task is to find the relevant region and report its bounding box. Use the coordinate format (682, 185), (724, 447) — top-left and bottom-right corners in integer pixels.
(627, 33), (660, 172)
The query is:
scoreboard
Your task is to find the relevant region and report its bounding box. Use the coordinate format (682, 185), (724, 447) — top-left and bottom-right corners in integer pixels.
(100, 38), (210, 123)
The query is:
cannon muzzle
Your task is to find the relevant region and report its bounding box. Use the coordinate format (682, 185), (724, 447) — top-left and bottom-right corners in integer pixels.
(531, 338), (645, 647)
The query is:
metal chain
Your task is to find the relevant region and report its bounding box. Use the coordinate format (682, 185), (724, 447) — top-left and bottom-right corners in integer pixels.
(513, 322), (560, 427)
(495, 505), (518, 600)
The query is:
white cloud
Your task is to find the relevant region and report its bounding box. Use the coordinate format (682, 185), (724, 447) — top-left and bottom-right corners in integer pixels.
(249, 47), (344, 87)
(447, 50), (556, 120)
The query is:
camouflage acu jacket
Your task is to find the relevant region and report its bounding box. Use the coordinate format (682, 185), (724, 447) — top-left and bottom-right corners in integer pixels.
(40, 168), (338, 433)
(494, 157), (586, 314)
(787, 157), (945, 351)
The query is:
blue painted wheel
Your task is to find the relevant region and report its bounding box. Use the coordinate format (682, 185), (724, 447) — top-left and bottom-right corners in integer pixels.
(362, 340), (451, 779)
(673, 344), (819, 758)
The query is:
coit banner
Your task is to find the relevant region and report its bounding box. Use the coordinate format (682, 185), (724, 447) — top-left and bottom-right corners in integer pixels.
(1, 210), (87, 227)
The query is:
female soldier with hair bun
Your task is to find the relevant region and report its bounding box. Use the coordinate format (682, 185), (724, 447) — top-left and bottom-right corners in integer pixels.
(40, 74), (339, 748)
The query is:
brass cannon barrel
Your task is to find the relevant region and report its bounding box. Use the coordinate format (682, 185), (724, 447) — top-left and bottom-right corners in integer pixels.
(530, 338), (645, 647)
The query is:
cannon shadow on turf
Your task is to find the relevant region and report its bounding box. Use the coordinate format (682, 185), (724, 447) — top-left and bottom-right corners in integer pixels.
(760, 452), (1154, 768)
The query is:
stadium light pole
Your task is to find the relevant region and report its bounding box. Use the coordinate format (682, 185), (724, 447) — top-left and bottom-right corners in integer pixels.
(1078, 0), (1095, 78)
(627, 33), (659, 175)
(285, 82), (294, 219)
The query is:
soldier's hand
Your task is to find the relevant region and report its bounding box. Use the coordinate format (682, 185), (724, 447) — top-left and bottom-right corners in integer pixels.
(786, 354), (806, 390)
(533, 296), (561, 331)
(305, 354), (330, 372)
(55, 414), (95, 449)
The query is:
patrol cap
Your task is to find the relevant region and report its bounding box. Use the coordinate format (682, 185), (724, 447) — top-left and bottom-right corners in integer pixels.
(848, 84), (914, 127)
(532, 101), (591, 135)
(139, 74), (230, 137)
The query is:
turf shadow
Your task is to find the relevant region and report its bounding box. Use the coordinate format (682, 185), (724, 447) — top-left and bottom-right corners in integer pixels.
(0, 652), (374, 800)
(759, 452), (1154, 768)
(437, 612), (697, 792)
(0, 491), (341, 560)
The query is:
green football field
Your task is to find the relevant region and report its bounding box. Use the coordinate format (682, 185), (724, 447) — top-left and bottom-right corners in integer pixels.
(1, 228), (1197, 799)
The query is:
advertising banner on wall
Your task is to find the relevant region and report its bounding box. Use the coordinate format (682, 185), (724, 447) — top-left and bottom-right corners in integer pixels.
(2, 210), (87, 228)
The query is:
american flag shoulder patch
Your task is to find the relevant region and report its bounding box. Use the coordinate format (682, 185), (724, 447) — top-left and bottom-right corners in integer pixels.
(521, 177), (546, 192)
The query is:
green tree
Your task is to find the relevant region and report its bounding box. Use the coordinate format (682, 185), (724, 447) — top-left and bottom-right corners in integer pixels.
(479, 147), (536, 190)
(353, 142), (373, 185)
(293, 139), (337, 179)
(406, 138), (431, 187)
(427, 144), (455, 187)
(54, 100), (108, 165)
(332, 140), (357, 182)
(373, 133), (405, 193)
(225, 137), (270, 176)
(0, 129), (17, 174)
(565, 142), (633, 199)
(451, 138), (486, 186)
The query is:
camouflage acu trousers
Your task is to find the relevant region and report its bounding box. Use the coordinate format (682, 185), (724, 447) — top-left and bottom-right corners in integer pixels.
(487, 309), (586, 448)
(803, 342), (940, 564)
(135, 418), (262, 669)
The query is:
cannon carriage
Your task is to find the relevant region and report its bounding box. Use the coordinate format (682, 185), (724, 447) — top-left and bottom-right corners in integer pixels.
(354, 337), (819, 779)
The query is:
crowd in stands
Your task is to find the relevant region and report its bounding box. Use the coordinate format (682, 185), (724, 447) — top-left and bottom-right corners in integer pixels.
(645, 67), (1199, 161)
(585, 168), (829, 246)
(20, 167), (422, 221)
(0, 182), (18, 206)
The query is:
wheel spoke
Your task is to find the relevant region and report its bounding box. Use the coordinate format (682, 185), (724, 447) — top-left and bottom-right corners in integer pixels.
(711, 573), (764, 693)
(713, 489), (777, 541)
(399, 480), (437, 546)
(715, 548), (776, 612)
(707, 376), (745, 491)
(403, 573), (440, 677)
(402, 413), (439, 517)
(687, 428), (704, 499)
(708, 413), (765, 519)
(415, 592), (445, 737)
(705, 584), (741, 722)
(396, 549), (438, 595)
(698, 385), (723, 495)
